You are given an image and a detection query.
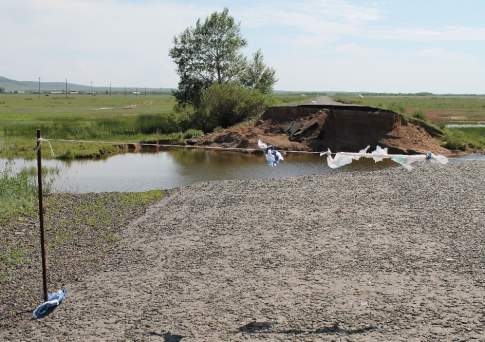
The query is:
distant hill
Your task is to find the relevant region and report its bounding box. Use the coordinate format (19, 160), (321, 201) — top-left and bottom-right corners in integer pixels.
(0, 76), (173, 94)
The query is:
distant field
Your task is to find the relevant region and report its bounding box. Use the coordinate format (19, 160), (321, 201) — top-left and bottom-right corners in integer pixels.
(333, 95), (485, 124)
(0, 94), (176, 134)
(1, 94), (483, 158)
(0, 93), (310, 159)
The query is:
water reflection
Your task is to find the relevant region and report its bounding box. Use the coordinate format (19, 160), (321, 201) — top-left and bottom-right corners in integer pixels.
(0, 149), (483, 193)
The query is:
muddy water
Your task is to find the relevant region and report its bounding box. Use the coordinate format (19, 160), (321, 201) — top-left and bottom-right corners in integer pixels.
(1, 149), (483, 193)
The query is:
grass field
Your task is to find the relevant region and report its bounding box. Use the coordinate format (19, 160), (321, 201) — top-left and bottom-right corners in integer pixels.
(333, 95), (485, 151)
(333, 95), (485, 124)
(0, 93), (317, 159)
(1, 94), (484, 159)
(0, 94), (197, 159)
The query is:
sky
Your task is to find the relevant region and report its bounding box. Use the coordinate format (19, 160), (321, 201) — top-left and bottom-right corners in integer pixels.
(2, 0), (485, 93)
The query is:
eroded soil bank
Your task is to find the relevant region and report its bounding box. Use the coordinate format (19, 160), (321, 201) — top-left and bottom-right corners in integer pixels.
(1, 161), (483, 341)
(194, 103), (451, 155)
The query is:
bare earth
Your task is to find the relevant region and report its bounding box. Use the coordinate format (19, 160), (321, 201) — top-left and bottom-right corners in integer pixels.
(2, 162), (484, 341)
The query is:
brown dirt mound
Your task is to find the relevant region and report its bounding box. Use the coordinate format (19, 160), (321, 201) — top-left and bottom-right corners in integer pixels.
(195, 104), (450, 155)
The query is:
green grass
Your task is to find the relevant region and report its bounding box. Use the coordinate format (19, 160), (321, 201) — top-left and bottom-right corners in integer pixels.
(0, 190), (165, 284)
(0, 248), (28, 268)
(270, 93), (317, 105)
(333, 95), (485, 124)
(442, 127), (485, 151)
(119, 190), (165, 206)
(0, 94), (207, 159)
(0, 164), (58, 223)
(0, 93), (307, 159)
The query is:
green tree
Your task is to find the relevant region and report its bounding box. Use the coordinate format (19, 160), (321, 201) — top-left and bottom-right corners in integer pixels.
(169, 8), (276, 106)
(241, 50), (277, 94)
(0, 87), (5, 94)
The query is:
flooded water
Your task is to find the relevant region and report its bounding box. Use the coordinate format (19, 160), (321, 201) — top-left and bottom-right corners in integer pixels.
(445, 123), (485, 128)
(1, 149), (483, 193)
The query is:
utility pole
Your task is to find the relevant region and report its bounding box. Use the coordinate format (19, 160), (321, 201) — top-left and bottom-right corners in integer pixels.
(90, 81), (93, 95)
(38, 77), (41, 97)
(144, 87), (147, 96)
(65, 79), (68, 97)
(109, 82), (112, 96)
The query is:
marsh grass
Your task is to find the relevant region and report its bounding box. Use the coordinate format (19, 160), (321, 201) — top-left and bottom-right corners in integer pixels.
(443, 127), (485, 150)
(0, 94), (204, 159)
(333, 95), (485, 123)
(0, 93), (312, 159)
(0, 164), (57, 223)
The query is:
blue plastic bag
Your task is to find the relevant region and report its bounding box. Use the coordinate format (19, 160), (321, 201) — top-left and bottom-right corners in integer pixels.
(33, 288), (67, 319)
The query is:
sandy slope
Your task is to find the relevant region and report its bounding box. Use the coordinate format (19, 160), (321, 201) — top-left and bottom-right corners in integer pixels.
(2, 162), (484, 341)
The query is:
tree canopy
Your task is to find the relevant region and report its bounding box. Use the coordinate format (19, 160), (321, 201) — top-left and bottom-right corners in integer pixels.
(169, 8), (276, 106)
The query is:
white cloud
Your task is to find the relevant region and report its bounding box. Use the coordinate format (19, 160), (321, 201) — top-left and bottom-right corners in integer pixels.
(1, 0), (215, 87)
(1, 0), (485, 92)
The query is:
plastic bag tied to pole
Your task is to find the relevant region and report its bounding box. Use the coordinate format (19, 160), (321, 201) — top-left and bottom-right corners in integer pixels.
(321, 145), (448, 170)
(258, 139), (284, 167)
(33, 288), (67, 319)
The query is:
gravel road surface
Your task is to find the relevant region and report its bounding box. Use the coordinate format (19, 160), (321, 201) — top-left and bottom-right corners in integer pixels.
(2, 161), (484, 341)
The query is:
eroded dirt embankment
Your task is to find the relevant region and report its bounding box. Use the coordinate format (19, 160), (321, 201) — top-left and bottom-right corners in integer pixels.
(194, 104), (450, 155)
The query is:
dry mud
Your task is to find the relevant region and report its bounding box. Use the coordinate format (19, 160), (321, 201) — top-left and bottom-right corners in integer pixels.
(1, 161), (484, 341)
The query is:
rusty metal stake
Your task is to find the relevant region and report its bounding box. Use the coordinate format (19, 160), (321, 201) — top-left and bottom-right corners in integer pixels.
(36, 129), (48, 302)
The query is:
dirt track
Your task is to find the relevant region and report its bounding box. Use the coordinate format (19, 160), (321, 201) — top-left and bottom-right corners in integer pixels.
(2, 162), (484, 341)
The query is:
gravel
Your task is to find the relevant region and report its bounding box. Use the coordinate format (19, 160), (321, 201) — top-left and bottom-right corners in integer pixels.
(1, 161), (484, 341)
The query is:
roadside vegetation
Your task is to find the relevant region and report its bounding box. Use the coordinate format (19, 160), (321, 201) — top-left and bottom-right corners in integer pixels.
(1, 183), (164, 313)
(0, 164), (58, 223)
(334, 95), (485, 151)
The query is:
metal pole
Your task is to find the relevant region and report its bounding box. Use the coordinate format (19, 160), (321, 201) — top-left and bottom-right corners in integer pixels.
(65, 79), (68, 97)
(36, 129), (48, 302)
(38, 77), (41, 98)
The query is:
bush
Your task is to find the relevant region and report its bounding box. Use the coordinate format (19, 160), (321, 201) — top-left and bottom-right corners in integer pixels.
(183, 129), (204, 139)
(194, 83), (268, 132)
(412, 110), (427, 121)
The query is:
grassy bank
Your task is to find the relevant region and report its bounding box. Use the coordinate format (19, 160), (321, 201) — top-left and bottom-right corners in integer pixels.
(0, 94), (205, 159)
(0, 164), (60, 222)
(0, 93), (306, 159)
(442, 127), (485, 151)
